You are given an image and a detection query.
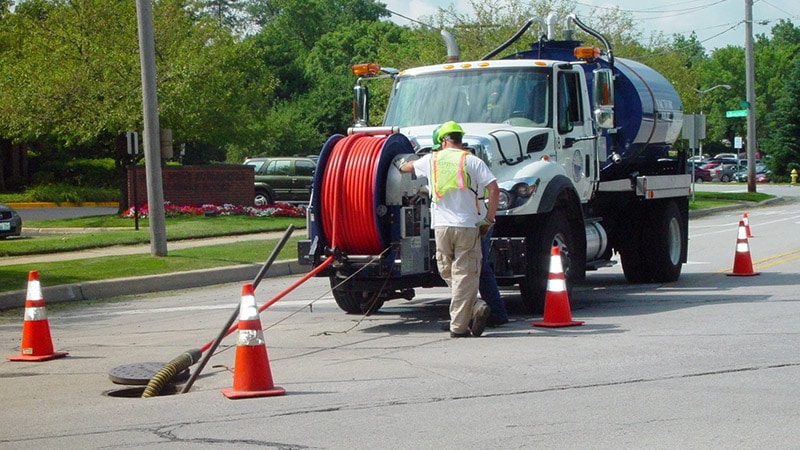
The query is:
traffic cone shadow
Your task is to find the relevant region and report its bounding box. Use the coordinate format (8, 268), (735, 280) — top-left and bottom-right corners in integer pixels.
(727, 219), (760, 277)
(532, 246), (584, 328)
(221, 283), (285, 399)
(7, 271), (68, 362)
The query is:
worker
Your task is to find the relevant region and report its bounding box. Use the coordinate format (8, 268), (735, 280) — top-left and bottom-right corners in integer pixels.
(397, 121), (500, 337)
(430, 125), (507, 328)
(478, 197), (509, 327)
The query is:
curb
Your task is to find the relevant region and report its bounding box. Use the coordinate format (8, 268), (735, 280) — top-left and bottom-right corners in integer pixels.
(0, 260), (307, 310)
(687, 196), (789, 218)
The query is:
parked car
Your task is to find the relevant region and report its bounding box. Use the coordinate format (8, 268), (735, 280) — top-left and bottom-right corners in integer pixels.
(713, 152), (739, 161)
(732, 163), (768, 183)
(243, 156), (317, 206)
(686, 155), (707, 166)
(701, 160), (738, 182)
(689, 165), (712, 182)
(0, 202), (22, 239)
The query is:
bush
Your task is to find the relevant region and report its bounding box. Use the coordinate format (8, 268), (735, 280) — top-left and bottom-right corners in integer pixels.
(24, 183), (118, 204)
(36, 158), (117, 188)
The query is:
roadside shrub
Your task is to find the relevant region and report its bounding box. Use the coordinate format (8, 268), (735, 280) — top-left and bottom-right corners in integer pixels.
(24, 183), (118, 204)
(36, 158), (117, 188)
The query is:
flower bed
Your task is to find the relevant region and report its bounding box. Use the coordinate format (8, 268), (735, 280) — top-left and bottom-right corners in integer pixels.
(120, 202), (306, 219)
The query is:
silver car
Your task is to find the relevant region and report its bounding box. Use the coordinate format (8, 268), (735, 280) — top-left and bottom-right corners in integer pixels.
(0, 202), (22, 238)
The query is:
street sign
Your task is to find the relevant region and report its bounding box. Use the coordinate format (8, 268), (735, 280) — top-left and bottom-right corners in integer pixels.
(739, 100), (751, 108)
(681, 114), (706, 149)
(726, 109), (748, 118)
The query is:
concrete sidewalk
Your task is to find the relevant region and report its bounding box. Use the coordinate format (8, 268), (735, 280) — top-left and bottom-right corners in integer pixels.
(0, 231), (308, 310)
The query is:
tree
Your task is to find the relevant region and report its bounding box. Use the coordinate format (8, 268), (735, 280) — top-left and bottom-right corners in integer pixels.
(761, 56), (800, 179)
(0, 0), (269, 175)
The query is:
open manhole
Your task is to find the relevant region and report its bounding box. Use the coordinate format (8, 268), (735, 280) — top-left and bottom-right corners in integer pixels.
(104, 384), (184, 398)
(105, 362), (191, 398)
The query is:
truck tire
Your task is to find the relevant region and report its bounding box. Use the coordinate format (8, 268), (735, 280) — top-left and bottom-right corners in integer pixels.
(646, 200), (684, 282)
(619, 203), (651, 283)
(519, 209), (574, 314)
(330, 277), (385, 314)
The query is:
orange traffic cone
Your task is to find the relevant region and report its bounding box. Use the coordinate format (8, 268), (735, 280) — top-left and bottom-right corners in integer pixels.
(742, 213), (753, 238)
(221, 283), (285, 399)
(532, 246), (584, 328)
(727, 219), (760, 277)
(7, 271), (68, 362)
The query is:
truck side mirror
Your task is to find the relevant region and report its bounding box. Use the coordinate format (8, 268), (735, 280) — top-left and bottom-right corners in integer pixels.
(592, 68), (615, 129)
(353, 83), (369, 127)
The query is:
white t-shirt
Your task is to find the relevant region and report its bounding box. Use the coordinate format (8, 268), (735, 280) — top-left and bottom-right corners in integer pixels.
(413, 150), (496, 228)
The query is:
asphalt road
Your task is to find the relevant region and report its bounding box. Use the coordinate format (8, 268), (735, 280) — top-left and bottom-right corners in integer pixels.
(1, 196), (799, 448)
(14, 206), (119, 222)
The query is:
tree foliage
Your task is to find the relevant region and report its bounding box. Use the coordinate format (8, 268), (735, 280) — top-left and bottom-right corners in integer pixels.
(1, 0), (800, 189)
(762, 56), (800, 178)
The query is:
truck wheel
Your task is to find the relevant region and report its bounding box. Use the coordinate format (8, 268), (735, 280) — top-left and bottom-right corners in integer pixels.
(255, 190), (273, 206)
(646, 200), (684, 282)
(330, 277), (384, 314)
(619, 204), (651, 283)
(519, 209), (574, 314)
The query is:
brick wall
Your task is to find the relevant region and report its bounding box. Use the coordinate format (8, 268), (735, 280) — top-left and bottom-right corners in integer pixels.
(127, 165), (254, 207)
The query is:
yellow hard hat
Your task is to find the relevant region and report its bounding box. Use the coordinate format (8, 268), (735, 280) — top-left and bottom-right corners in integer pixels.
(438, 121), (464, 140)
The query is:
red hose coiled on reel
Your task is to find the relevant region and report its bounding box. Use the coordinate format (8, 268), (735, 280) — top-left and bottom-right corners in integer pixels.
(320, 134), (386, 255)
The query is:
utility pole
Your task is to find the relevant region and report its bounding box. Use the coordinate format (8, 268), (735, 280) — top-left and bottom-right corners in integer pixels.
(744, 0), (757, 193)
(135, 0), (167, 256)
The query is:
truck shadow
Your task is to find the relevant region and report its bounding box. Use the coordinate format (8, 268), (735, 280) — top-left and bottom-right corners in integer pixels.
(357, 270), (793, 336)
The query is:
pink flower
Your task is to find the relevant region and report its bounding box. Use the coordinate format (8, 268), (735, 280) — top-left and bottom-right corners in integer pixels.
(120, 202), (306, 218)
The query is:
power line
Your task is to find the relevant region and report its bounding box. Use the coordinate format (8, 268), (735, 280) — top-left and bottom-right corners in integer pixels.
(569, 0), (732, 19)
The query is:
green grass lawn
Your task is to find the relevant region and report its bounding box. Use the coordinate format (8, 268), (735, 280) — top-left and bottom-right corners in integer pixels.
(688, 190), (773, 210)
(2, 215), (306, 256)
(0, 236), (303, 292)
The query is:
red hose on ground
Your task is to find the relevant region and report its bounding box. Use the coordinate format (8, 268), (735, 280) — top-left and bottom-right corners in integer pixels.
(199, 256), (333, 353)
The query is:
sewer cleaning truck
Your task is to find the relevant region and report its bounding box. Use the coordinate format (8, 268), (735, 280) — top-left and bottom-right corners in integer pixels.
(297, 13), (690, 314)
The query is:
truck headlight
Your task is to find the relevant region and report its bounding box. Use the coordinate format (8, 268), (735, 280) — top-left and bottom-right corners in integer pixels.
(496, 178), (539, 211)
(497, 190), (512, 210)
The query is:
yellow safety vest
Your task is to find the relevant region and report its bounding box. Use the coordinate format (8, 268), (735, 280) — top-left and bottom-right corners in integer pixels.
(431, 149), (470, 201)
(431, 149), (482, 215)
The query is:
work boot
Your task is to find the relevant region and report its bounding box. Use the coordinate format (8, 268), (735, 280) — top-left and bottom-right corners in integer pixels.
(471, 303), (491, 337)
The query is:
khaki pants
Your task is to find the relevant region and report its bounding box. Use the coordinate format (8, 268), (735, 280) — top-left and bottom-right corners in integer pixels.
(435, 226), (485, 334)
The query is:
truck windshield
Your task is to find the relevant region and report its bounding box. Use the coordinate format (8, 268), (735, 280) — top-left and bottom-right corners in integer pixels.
(383, 67), (551, 128)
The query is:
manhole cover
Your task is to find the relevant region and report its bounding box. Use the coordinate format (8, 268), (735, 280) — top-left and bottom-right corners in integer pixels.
(108, 362), (190, 385)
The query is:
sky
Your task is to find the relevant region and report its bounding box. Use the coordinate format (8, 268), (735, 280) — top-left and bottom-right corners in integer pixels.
(382, 0), (799, 51)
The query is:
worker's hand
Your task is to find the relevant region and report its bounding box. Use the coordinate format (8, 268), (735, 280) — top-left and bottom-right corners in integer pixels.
(478, 218), (494, 236)
(393, 154), (419, 171)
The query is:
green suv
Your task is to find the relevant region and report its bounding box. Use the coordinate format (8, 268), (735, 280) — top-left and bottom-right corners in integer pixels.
(243, 156), (317, 205)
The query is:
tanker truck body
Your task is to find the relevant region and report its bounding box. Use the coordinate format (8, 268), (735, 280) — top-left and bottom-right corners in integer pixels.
(298, 14), (690, 314)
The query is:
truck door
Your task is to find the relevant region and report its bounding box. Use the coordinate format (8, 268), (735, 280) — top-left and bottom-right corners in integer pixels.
(555, 69), (595, 202)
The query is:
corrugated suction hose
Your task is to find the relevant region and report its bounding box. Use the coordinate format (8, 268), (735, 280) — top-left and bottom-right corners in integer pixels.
(141, 348), (202, 398)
